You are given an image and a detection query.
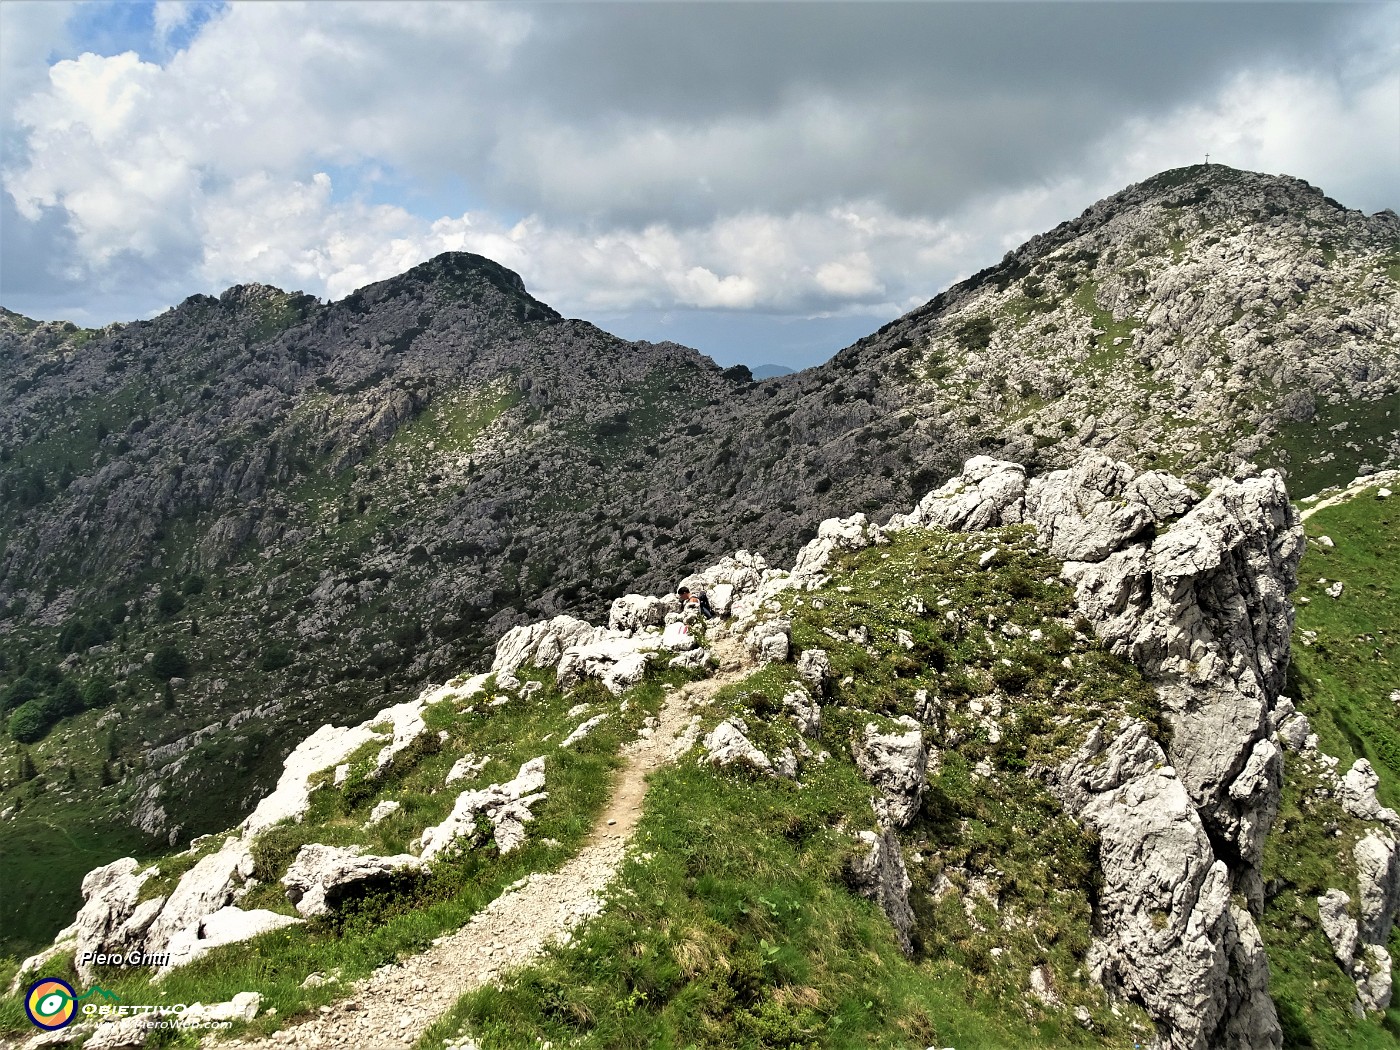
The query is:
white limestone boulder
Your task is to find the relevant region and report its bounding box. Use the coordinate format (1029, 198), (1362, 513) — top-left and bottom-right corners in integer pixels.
(282, 844), (424, 918)
(852, 717), (927, 829)
(164, 907), (302, 969)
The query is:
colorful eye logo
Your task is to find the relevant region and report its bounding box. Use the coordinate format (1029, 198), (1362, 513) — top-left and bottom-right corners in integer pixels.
(25, 978), (77, 1030)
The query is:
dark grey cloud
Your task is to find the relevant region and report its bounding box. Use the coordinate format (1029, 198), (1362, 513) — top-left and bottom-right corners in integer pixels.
(471, 1), (1368, 220)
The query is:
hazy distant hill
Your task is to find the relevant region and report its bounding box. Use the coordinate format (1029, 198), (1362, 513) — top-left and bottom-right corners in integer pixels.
(750, 363), (796, 379)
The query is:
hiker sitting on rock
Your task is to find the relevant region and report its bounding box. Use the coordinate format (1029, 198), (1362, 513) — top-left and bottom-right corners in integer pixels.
(677, 586), (716, 619)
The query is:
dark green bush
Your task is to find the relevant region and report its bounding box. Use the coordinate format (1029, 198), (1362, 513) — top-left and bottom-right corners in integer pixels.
(259, 645), (294, 672)
(155, 589), (185, 618)
(8, 699), (55, 743)
(151, 644), (190, 681)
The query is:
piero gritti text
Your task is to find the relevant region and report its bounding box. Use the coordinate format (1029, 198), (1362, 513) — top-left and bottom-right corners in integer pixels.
(77, 950), (171, 967)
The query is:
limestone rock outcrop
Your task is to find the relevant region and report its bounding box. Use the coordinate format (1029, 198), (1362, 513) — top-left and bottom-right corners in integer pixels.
(1050, 720), (1281, 1050)
(744, 618), (791, 664)
(492, 616), (606, 678)
(796, 648), (831, 695)
(1339, 760), (1400, 830)
(67, 859), (155, 982)
(164, 907), (301, 969)
(697, 722), (789, 784)
(787, 513), (887, 589)
(782, 687), (821, 737)
(607, 593), (675, 633)
(901, 454), (1302, 1049)
(1318, 880), (1396, 1013)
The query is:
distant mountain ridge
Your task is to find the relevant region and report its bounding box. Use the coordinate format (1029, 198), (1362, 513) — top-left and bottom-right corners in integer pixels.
(749, 363), (796, 379)
(0, 165), (1396, 956)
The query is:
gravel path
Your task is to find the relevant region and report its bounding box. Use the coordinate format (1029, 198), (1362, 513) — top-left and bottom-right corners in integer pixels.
(1298, 469), (1398, 521)
(214, 637), (748, 1050)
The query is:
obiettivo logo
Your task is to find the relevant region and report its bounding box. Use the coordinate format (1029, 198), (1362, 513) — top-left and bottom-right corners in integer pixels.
(24, 978), (78, 1030)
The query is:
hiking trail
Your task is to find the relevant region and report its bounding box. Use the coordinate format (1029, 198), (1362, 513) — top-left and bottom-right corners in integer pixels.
(212, 633), (752, 1050)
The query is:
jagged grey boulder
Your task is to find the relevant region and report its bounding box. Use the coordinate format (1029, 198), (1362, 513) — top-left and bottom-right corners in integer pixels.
(889, 456), (1028, 532)
(1339, 761), (1400, 829)
(1038, 460), (1301, 911)
(661, 620), (698, 650)
(681, 550), (770, 609)
(445, 753), (489, 784)
(1024, 455), (1178, 561)
(1318, 889), (1360, 966)
(282, 844), (424, 918)
(744, 618), (791, 663)
(796, 648), (831, 694)
(608, 593), (673, 633)
(844, 827), (915, 956)
(144, 838), (252, 956)
(1354, 945), (1394, 1013)
(853, 717), (927, 829)
(669, 647), (710, 671)
(782, 688), (821, 737)
(1318, 882), (1396, 1013)
(556, 636), (660, 695)
(1270, 698), (1312, 753)
(372, 698), (431, 772)
(240, 721), (383, 837)
(69, 859), (155, 981)
(1354, 832), (1400, 945)
(788, 513), (886, 586)
(492, 615), (604, 677)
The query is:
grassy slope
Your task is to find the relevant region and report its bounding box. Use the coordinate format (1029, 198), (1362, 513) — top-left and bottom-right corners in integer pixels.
(0, 665), (700, 1044)
(1261, 481), (1400, 1048)
(1288, 487), (1400, 806)
(425, 527), (1163, 1049)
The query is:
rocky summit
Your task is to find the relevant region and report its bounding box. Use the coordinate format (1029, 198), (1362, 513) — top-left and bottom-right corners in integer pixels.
(0, 165), (1397, 1047)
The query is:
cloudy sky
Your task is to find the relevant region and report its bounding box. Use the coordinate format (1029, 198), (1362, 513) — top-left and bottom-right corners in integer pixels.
(1, 1), (1396, 368)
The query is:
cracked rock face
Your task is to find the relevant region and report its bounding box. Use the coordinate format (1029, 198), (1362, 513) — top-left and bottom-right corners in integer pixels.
(782, 687), (821, 737)
(844, 827), (915, 957)
(492, 616), (606, 678)
(607, 593), (675, 633)
(1318, 880), (1397, 1014)
(67, 859), (155, 982)
(744, 618), (791, 664)
(1354, 832), (1400, 946)
(703, 720), (776, 776)
(1339, 760), (1400, 830)
(1051, 720), (1281, 1050)
(796, 648), (831, 695)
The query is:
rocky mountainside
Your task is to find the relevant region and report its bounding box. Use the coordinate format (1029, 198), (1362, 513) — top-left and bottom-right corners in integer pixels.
(6, 453), (1396, 1049)
(0, 166), (1396, 958)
